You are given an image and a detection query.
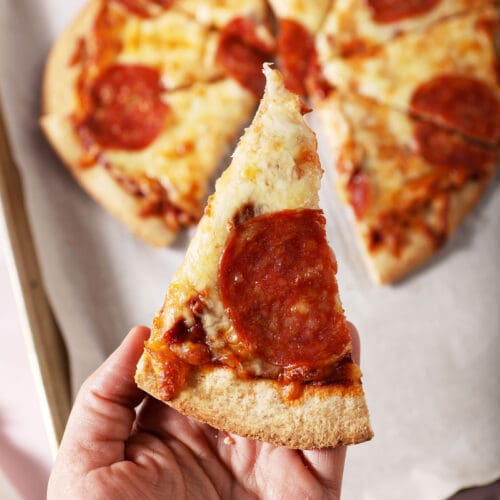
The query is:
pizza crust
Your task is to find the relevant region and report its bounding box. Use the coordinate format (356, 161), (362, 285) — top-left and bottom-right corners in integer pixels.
(42, 0), (101, 117)
(364, 177), (494, 284)
(40, 114), (175, 246)
(136, 351), (373, 449)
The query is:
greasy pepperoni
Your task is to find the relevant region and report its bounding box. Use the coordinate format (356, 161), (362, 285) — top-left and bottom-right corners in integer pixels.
(414, 121), (496, 177)
(70, 37), (87, 66)
(347, 171), (373, 219)
(216, 17), (275, 98)
(220, 209), (350, 367)
(365, 0), (441, 23)
(232, 203), (255, 227)
(277, 19), (316, 96)
(79, 64), (168, 150)
(338, 39), (376, 58)
(411, 75), (500, 145)
(113, 0), (173, 17)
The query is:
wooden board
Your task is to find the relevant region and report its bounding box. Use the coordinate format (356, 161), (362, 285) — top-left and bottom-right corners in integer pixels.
(0, 104), (71, 457)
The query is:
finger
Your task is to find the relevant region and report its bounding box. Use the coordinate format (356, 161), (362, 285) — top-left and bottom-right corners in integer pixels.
(301, 447), (346, 497)
(348, 321), (361, 365)
(136, 397), (220, 458)
(57, 326), (150, 472)
(135, 397), (232, 486)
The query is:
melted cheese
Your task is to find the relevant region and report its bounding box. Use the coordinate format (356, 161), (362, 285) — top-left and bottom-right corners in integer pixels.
(177, 0), (269, 28)
(318, 0), (486, 58)
(157, 67), (323, 373)
(267, 0), (332, 32)
(102, 78), (255, 214)
(116, 8), (222, 89)
(317, 90), (496, 261)
(321, 7), (500, 110)
(318, 92), (435, 215)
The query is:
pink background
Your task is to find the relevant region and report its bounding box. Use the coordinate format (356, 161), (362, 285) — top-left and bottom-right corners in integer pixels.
(0, 252), (51, 499)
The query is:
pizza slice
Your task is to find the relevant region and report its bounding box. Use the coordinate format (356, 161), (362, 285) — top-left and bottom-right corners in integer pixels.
(135, 66), (373, 448)
(317, 0), (487, 58)
(41, 0), (274, 246)
(267, 0), (331, 96)
(314, 89), (498, 283)
(319, 6), (500, 146)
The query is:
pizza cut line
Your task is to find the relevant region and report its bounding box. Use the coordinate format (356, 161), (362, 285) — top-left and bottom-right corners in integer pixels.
(272, 0), (499, 283)
(42, 0), (500, 284)
(307, 2), (500, 282)
(135, 66), (373, 449)
(41, 0), (274, 246)
(315, 90), (498, 283)
(318, 5), (500, 146)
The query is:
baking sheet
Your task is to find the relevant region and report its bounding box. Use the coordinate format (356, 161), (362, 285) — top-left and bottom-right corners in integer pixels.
(1, 1), (499, 498)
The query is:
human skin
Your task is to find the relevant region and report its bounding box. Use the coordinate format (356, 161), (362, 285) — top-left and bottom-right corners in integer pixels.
(48, 324), (361, 499)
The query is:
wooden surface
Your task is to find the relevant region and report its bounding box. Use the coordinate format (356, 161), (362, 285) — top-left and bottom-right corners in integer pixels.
(0, 105), (71, 457)
(451, 479), (500, 499)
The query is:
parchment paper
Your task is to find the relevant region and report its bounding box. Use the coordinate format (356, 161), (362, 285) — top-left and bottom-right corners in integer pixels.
(1, 1), (499, 498)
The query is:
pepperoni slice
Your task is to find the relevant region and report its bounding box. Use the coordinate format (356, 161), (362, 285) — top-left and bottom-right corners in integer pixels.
(79, 64), (168, 150)
(414, 121), (496, 178)
(219, 209), (350, 367)
(216, 17), (275, 98)
(347, 171), (373, 219)
(411, 75), (500, 145)
(365, 0), (441, 23)
(277, 19), (316, 96)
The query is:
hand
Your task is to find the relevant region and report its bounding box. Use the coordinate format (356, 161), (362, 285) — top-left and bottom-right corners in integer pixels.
(48, 324), (361, 499)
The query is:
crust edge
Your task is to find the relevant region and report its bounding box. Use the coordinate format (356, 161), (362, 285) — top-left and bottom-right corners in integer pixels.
(135, 351), (373, 450)
(40, 114), (175, 247)
(42, 0), (103, 116)
(359, 176), (495, 284)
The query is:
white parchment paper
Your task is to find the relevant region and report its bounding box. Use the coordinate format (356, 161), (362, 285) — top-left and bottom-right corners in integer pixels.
(1, 1), (499, 498)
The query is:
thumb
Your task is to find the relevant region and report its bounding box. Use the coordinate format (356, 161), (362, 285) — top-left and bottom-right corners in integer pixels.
(55, 326), (150, 473)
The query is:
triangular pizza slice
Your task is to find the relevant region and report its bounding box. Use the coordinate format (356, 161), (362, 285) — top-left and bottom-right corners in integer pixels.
(135, 66), (373, 449)
(319, 5), (500, 146)
(317, 0), (487, 58)
(314, 89), (498, 283)
(41, 0), (274, 246)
